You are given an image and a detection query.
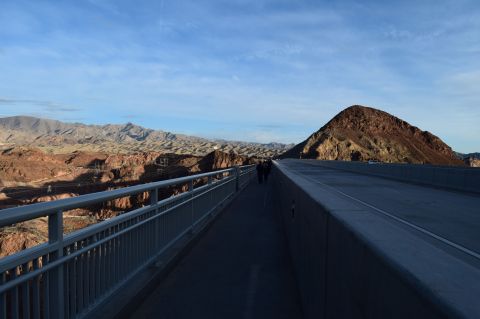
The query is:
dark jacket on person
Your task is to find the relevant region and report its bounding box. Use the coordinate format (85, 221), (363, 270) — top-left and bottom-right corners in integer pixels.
(256, 163), (264, 183)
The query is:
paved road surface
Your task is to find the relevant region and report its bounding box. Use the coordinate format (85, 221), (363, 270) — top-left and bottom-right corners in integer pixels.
(131, 181), (303, 319)
(277, 159), (480, 267)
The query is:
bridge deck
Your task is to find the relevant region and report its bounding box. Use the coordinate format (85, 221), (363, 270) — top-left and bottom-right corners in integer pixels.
(280, 159), (480, 267)
(130, 181), (303, 319)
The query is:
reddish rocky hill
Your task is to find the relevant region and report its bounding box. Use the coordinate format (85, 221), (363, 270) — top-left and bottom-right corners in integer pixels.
(281, 105), (464, 166)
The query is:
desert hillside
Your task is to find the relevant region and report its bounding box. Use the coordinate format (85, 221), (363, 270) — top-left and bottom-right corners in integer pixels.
(0, 116), (292, 157)
(0, 147), (254, 257)
(281, 105), (464, 166)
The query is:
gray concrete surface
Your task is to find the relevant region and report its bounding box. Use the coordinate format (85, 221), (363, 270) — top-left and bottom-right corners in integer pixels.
(311, 159), (480, 194)
(285, 159), (480, 259)
(130, 181), (303, 319)
(274, 159), (480, 319)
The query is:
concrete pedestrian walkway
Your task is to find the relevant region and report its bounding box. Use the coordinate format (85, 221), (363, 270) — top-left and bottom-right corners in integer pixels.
(130, 181), (303, 319)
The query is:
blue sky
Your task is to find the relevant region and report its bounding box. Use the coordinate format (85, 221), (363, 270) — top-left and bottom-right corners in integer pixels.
(0, 0), (479, 152)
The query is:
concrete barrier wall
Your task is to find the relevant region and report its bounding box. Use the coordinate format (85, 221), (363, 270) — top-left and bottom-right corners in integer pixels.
(309, 160), (480, 194)
(273, 163), (480, 319)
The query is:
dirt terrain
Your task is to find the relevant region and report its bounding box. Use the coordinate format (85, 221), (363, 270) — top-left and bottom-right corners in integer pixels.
(281, 105), (464, 166)
(0, 148), (254, 257)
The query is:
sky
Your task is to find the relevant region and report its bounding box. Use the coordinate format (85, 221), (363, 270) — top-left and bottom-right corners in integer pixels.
(0, 0), (479, 152)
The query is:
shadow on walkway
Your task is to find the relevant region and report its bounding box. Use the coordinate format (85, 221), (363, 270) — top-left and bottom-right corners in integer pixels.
(130, 181), (303, 319)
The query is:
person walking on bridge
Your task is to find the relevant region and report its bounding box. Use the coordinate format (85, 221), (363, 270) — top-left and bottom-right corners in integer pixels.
(256, 162), (264, 184)
(263, 159), (272, 182)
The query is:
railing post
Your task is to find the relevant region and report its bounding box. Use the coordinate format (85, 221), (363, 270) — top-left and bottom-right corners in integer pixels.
(48, 210), (64, 319)
(0, 273), (5, 319)
(189, 180), (194, 231)
(207, 176), (213, 211)
(150, 188), (159, 206)
(150, 188), (159, 250)
(235, 166), (240, 192)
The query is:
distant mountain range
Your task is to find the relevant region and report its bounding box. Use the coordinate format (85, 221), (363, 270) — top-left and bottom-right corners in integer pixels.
(281, 105), (465, 166)
(0, 116), (293, 157)
(456, 152), (480, 160)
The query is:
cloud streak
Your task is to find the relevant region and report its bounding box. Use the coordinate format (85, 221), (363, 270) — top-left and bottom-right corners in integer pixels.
(0, 97), (80, 112)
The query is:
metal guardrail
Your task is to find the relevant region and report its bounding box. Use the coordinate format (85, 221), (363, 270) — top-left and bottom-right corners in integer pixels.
(0, 165), (256, 319)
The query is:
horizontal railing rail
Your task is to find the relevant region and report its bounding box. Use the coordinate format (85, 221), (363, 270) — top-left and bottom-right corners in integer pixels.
(0, 168), (241, 227)
(0, 164), (256, 319)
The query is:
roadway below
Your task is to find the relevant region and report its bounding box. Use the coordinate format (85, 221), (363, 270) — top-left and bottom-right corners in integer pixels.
(277, 159), (480, 268)
(130, 180), (303, 319)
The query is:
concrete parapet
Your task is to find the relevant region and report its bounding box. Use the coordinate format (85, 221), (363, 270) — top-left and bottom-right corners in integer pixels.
(306, 160), (480, 194)
(274, 162), (480, 319)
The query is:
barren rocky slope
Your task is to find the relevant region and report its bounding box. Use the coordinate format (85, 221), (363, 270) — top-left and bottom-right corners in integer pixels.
(281, 105), (464, 166)
(0, 147), (254, 257)
(467, 158), (480, 167)
(0, 116), (292, 157)
(456, 152), (480, 167)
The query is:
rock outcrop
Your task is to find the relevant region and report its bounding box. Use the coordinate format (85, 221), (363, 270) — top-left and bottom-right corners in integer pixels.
(198, 150), (249, 171)
(456, 152), (480, 167)
(465, 157), (480, 167)
(0, 147), (72, 185)
(0, 148), (251, 257)
(281, 105), (464, 166)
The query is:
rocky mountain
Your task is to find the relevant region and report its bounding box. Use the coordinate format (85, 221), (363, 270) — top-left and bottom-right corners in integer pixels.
(456, 152), (480, 167)
(466, 158), (480, 167)
(0, 116), (291, 157)
(467, 152), (480, 159)
(281, 105), (464, 166)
